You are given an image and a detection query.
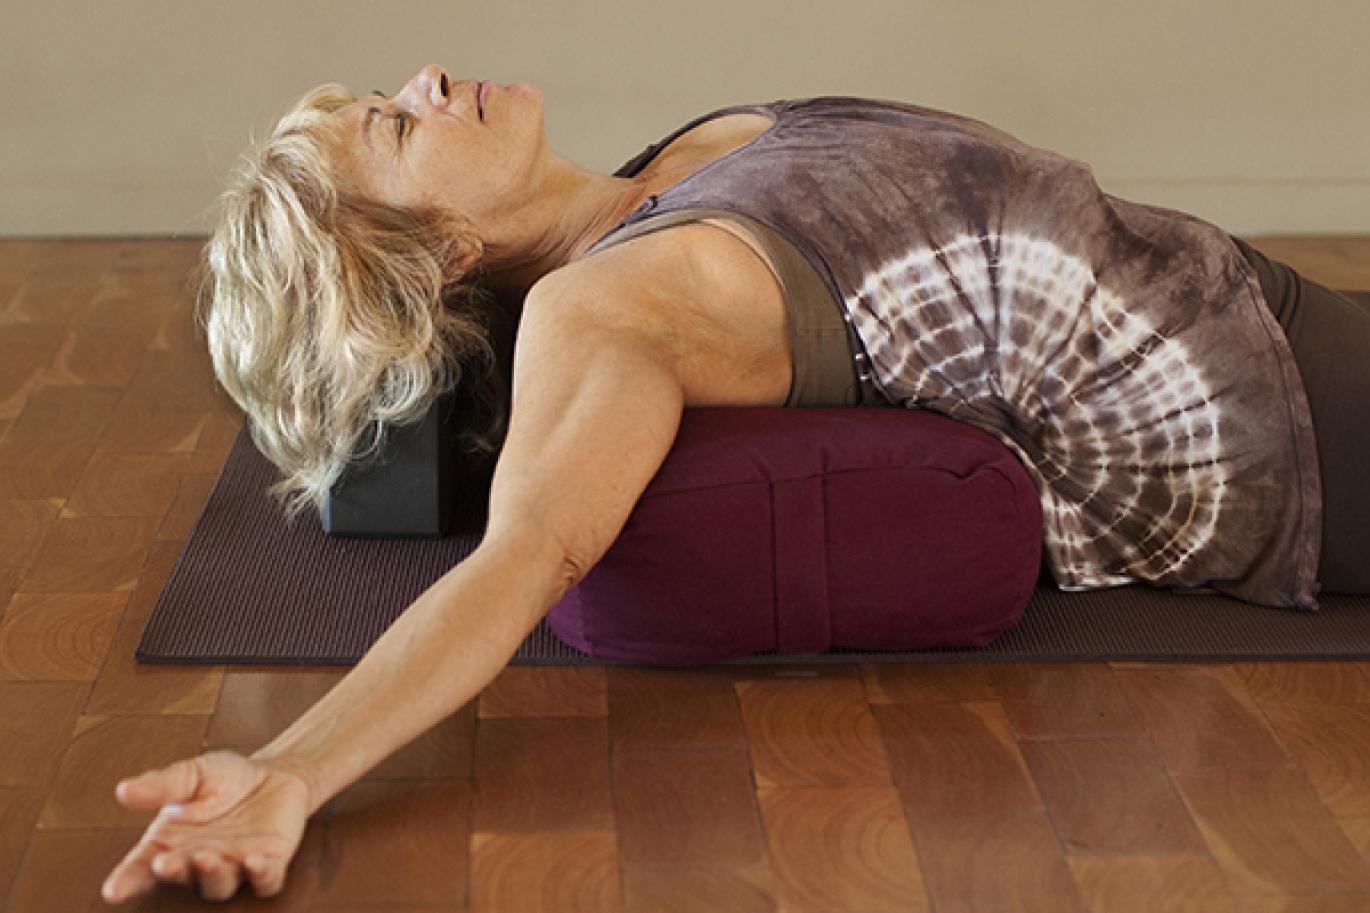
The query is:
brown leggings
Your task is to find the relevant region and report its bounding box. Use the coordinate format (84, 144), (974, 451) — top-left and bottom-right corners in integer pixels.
(1230, 237), (1370, 594)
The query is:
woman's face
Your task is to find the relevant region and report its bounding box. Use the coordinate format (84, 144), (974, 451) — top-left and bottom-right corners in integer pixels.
(332, 64), (546, 261)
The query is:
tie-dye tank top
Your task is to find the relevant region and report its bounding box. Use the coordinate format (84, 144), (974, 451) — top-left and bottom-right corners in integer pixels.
(586, 96), (1323, 610)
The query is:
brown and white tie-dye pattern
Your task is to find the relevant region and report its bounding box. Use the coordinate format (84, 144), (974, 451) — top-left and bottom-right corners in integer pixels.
(590, 96), (1323, 610)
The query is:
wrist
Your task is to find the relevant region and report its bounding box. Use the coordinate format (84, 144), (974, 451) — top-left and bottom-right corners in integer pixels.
(248, 747), (330, 816)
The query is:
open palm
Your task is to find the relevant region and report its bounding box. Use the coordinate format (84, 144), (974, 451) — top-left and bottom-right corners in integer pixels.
(102, 750), (312, 904)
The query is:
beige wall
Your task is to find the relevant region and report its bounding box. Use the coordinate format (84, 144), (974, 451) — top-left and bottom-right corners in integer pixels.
(3, 0), (1367, 237)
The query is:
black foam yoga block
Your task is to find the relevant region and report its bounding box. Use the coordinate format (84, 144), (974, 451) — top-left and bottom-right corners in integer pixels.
(319, 295), (517, 540)
(319, 393), (493, 539)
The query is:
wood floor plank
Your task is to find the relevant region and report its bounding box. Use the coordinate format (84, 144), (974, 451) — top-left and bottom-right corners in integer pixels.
(122, 538), (193, 624)
(126, 348), (236, 415)
(607, 667), (746, 752)
(1236, 661), (1370, 705)
(735, 677), (891, 787)
(17, 515), (161, 593)
(73, 275), (178, 336)
(620, 866), (777, 913)
(314, 780), (470, 909)
(108, 239), (202, 277)
(2, 382), (127, 448)
(36, 714), (208, 829)
(1340, 816), (1370, 871)
(37, 325), (150, 389)
(472, 718), (613, 832)
(27, 240), (126, 280)
(612, 749), (767, 867)
(469, 831), (620, 913)
(1169, 766), (1370, 896)
(0, 592), (127, 681)
(1257, 703), (1370, 819)
(1244, 237), (1369, 290)
(0, 680), (87, 786)
(1066, 855), (1239, 913)
(0, 568), (19, 610)
(5, 276), (103, 327)
(85, 607), (224, 716)
(873, 702), (1043, 819)
(94, 395), (206, 457)
(63, 451), (191, 519)
(476, 666), (608, 719)
(0, 386), (123, 498)
(907, 812), (1088, 913)
(1016, 737), (1208, 855)
(1111, 666), (1292, 770)
(0, 323), (65, 420)
(0, 498), (64, 571)
(1236, 897), (1370, 913)
(5, 829), (160, 913)
(0, 788), (44, 905)
(757, 786), (929, 913)
(860, 661), (999, 704)
(203, 669), (347, 750)
(0, 240), (47, 279)
(992, 661), (1147, 739)
(186, 413), (244, 475)
(154, 471), (220, 541)
(362, 703), (475, 781)
(151, 299), (207, 353)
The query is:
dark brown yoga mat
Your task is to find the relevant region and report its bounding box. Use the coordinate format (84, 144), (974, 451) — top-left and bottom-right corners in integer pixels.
(137, 426), (1370, 666)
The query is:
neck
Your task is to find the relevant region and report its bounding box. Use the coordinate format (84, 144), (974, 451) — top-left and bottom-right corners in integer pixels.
(479, 153), (657, 301)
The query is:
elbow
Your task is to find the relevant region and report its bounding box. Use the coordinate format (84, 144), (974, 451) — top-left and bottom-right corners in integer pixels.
(479, 518), (592, 608)
(555, 552), (590, 602)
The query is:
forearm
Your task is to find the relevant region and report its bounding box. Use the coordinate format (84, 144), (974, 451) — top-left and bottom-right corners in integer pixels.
(250, 525), (570, 815)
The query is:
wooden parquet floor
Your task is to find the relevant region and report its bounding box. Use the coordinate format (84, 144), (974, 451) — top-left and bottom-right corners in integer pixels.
(2, 236), (1370, 912)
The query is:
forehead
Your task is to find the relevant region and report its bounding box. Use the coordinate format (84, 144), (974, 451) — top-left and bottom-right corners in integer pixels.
(333, 96), (382, 142)
(327, 98), (389, 191)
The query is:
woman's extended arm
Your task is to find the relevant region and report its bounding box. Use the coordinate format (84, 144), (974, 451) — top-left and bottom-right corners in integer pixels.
(103, 276), (687, 903)
(250, 284), (687, 808)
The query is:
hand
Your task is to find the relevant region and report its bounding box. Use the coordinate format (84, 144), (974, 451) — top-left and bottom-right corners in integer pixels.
(102, 750), (313, 904)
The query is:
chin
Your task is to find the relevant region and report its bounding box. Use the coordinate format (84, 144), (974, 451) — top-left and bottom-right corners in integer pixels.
(509, 81), (543, 110)
(509, 83), (546, 131)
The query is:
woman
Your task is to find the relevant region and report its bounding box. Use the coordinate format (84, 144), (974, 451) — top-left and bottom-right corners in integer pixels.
(103, 64), (1369, 903)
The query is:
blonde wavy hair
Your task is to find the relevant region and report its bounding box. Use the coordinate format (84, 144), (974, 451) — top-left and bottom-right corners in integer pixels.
(199, 83), (511, 525)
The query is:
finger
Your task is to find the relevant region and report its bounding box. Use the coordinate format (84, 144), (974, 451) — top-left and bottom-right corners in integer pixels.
(189, 851), (241, 903)
(151, 850), (193, 887)
(243, 853), (286, 898)
(170, 756), (266, 825)
(102, 840), (162, 904)
(115, 759), (202, 811)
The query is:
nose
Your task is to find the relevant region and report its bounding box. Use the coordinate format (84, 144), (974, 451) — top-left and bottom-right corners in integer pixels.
(400, 63), (453, 110)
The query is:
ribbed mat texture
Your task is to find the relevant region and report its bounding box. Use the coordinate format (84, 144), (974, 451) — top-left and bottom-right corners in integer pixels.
(136, 426), (1370, 666)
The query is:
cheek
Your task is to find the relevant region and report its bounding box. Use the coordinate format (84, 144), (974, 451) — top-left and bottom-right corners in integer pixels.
(377, 171), (425, 211)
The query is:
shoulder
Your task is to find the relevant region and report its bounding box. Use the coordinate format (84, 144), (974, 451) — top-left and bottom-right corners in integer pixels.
(526, 220), (794, 408)
(528, 218), (777, 341)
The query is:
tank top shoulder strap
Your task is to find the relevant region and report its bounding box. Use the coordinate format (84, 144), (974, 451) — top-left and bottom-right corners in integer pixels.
(609, 99), (789, 179)
(582, 206), (863, 408)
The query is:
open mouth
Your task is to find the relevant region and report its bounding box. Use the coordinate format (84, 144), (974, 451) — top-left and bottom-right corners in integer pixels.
(476, 81), (488, 120)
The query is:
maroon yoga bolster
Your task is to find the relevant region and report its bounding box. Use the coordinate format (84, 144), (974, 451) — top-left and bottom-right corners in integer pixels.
(546, 407), (1043, 664)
